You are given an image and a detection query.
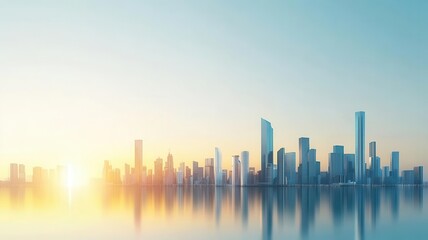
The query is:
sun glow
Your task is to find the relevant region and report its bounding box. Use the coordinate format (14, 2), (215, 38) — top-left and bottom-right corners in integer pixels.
(66, 164), (85, 188)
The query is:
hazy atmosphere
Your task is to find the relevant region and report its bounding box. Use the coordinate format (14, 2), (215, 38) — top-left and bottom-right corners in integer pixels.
(0, 1), (427, 180)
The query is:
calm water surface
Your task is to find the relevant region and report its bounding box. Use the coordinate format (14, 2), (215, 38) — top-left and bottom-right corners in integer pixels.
(0, 186), (426, 239)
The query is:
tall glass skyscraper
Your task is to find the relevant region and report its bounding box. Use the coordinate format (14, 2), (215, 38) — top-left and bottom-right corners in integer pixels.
(299, 137), (310, 184)
(330, 145), (344, 183)
(355, 111), (365, 184)
(285, 152), (296, 185)
(214, 147), (222, 186)
(277, 148), (285, 186)
(391, 151), (400, 184)
(308, 148), (317, 184)
(261, 118), (273, 183)
(369, 141), (381, 184)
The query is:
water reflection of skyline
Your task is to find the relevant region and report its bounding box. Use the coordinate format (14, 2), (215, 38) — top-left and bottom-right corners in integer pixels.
(0, 186), (424, 239)
(120, 186), (423, 240)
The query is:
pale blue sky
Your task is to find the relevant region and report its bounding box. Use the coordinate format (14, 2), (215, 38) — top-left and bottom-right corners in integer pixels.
(0, 1), (427, 178)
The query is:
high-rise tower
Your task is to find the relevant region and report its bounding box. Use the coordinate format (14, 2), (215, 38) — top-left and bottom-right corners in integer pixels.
(355, 112), (365, 184)
(261, 118), (273, 183)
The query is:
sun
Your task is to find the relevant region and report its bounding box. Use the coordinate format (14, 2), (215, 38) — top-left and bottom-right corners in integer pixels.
(66, 164), (85, 188)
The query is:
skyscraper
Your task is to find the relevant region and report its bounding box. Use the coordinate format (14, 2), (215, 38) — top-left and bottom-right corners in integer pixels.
(192, 161), (199, 184)
(285, 152), (296, 185)
(383, 166), (390, 184)
(177, 162), (185, 185)
(135, 139), (143, 185)
(308, 148), (317, 184)
(329, 145), (344, 183)
(299, 137), (310, 184)
(154, 157), (163, 185)
(261, 118), (273, 183)
(277, 148), (285, 186)
(414, 166), (423, 185)
(214, 147), (222, 186)
(369, 141), (381, 184)
(241, 151), (249, 186)
(391, 151), (400, 184)
(344, 154), (355, 182)
(205, 158), (214, 184)
(165, 153), (174, 185)
(355, 111), (366, 184)
(232, 155), (241, 186)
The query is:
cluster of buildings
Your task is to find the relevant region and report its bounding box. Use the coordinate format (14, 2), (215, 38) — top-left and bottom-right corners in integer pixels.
(103, 145), (257, 186)
(2, 163), (68, 186)
(103, 111), (424, 187)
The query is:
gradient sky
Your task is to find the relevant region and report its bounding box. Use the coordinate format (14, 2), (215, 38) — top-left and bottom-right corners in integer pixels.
(0, 1), (427, 180)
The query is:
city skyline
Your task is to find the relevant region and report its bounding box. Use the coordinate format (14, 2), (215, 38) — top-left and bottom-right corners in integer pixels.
(0, 1), (427, 181)
(0, 111), (425, 186)
(0, 1), (427, 239)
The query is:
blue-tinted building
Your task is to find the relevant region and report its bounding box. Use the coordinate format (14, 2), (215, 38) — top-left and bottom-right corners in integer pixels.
(344, 154), (355, 182)
(285, 152), (296, 185)
(308, 149), (317, 184)
(414, 166), (423, 185)
(355, 111), (366, 184)
(369, 141), (381, 184)
(277, 148), (285, 186)
(261, 118), (273, 183)
(402, 170), (414, 185)
(299, 137), (310, 184)
(329, 145), (344, 183)
(391, 151), (400, 184)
